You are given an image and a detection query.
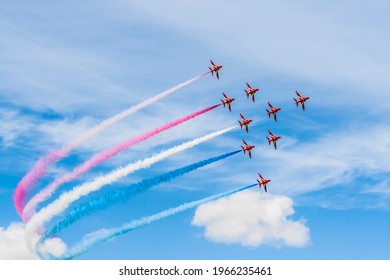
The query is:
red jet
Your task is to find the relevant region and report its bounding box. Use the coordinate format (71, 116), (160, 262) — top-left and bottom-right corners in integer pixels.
(244, 82), (259, 102)
(256, 173), (271, 192)
(266, 102), (281, 122)
(209, 60), (222, 79)
(266, 130), (281, 150)
(238, 113), (252, 133)
(241, 139), (255, 158)
(294, 91), (310, 111)
(220, 92), (235, 112)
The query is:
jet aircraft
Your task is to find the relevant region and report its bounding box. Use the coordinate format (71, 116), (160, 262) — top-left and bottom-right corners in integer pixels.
(238, 113), (252, 133)
(241, 139), (255, 158)
(266, 102), (281, 122)
(266, 130), (281, 150)
(294, 91), (310, 111)
(221, 92), (235, 111)
(256, 173), (271, 192)
(244, 82), (259, 102)
(209, 60), (222, 79)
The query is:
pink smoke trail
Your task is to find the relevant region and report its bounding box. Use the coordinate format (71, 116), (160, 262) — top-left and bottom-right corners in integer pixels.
(22, 103), (221, 221)
(13, 72), (209, 218)
(13, 150), (66, 217)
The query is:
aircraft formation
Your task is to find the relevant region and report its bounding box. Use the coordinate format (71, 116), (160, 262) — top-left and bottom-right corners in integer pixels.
(210, 60), (310, 193)
(11, 59), (311, 259)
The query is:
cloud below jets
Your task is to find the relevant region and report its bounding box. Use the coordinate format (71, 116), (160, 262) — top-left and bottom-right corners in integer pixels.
(0, 222), (68, 260)
(192, 190), (310, 248)
(0, 223), (37, 260)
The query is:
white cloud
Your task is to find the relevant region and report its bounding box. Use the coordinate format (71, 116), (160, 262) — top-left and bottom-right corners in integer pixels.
(192, 190), (310, 248)
(0, 222), (67, 260)
(0, 222), (38, 259)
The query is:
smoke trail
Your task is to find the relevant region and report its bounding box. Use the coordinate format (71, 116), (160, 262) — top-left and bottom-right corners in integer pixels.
(23, 104), (221, 221)
(42, 150), (241, 240)
(38, 184), (256, 260)
(13, 150), (66, 217)
(25, 125), (237, 250)
(14, 72), (208, 218)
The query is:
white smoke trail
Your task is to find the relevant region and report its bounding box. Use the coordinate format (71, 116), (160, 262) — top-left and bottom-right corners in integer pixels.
(25, 125), (237, 251)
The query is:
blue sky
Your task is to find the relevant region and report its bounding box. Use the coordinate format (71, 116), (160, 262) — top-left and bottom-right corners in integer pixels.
(1, 0), (389, 259)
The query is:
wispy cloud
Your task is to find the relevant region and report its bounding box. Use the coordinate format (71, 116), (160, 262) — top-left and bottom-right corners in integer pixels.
(263, 124), (390, 194)
(195, 123), (390, 210)
(127, 0), (390, 108)
(0, 109), (34, 147)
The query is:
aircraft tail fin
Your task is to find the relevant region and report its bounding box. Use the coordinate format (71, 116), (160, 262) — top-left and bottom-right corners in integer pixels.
(266, 109), (271, 118)
(293, 98), (298, 106)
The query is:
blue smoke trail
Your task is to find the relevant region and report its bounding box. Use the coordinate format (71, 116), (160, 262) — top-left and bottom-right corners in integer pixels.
(43, 183), (256, 259)
(40, 150), (241, 245)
